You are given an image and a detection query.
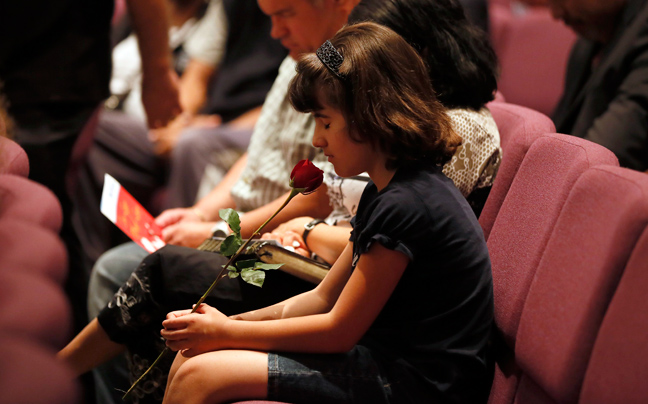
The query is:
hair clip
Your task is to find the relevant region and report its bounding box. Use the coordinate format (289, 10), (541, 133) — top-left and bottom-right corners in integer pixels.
(316, 40), (345, 79)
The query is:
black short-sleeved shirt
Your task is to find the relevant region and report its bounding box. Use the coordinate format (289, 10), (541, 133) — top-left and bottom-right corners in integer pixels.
(350, 163), (494, 404)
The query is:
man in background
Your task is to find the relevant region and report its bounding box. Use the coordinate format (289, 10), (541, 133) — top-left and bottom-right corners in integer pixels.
(551, 0), (648, 171)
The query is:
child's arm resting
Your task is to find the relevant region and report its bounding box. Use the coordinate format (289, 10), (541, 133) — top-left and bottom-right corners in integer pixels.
(161, 244), (357, 356)
(228, 242), (356, 321)
(161, 242), (408, 356)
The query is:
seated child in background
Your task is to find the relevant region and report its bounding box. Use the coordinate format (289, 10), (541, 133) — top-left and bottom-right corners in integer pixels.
(158, 22), (494, 404)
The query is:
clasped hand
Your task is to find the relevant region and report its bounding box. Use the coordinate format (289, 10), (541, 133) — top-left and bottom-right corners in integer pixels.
(154, 208), (215, 247)
(161, 303), (229, 357)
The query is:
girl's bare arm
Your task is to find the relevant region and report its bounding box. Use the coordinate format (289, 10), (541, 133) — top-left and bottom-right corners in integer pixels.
(161, 242), (408, 356)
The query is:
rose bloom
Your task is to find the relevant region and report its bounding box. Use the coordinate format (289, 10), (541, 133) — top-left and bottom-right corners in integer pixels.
(290, 159), (323, 194)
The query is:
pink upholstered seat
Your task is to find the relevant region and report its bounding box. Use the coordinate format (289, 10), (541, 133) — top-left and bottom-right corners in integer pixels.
(0, 173), (63, 233)
(0, 139), (77, 402)
(0, 336), (80, 404)
(486, 134), (617, 404)
(498, 165), (648, 403)
(0, 270), (72, 350)
(0, 136), (29, 177)
(0, 219), (68, 284)
(489, 0), (577, 116)
(489, 133), (617, 348)
(578, 171), (648, 404)
(480, 102), (555, 239)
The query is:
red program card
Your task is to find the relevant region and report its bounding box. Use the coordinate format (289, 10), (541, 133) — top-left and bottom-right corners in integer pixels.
(100, 174), (165, 252)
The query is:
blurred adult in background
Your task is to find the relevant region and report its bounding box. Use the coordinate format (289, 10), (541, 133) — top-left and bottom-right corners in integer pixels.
(0, 0), (181, 335)
(71, 0), (286, 280)
(551, 0), (648, 171)
(106, 0), (210, 123)
(0, 0), (180, 214)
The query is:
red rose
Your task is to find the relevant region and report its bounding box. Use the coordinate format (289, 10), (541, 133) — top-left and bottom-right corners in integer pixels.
(290, 159), (324, 194)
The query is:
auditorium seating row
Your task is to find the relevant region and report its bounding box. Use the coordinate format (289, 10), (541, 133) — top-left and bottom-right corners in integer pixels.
(0, 136), (81, 404)
(235, 102), (648, 404)
(1, 100), (647, 403)
(483, 102), (648, 404)
(488, 0), (576, 116)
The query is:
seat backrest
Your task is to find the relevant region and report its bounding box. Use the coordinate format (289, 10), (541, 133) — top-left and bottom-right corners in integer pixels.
(0, 218), (76, 403)
(0, 174), (63, 233)
(0, 219), (68, 285)
(487, 138), (618, 404)
(488, 134), (617, 348)
(489, 1), (577, 116)
(0, 270), (72, 350)
(578, 183), (648, 404)
(0, 136), (29, 177)
(510, 166), (648, 403)
(0, 336), (80, 404)
(480, 102), (556, 239)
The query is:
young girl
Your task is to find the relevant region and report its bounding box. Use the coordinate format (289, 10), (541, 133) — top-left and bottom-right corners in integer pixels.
(160, 22), (494, 404)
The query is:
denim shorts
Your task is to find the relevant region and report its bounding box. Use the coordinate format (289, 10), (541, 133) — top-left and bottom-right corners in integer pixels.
(267, 345), (393, 404)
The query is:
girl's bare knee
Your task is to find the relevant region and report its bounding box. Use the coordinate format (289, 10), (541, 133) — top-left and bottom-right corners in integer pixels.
(164, 351), (268, 404)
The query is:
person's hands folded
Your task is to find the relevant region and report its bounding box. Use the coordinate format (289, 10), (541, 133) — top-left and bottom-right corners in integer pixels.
(160, 221), (216, 247)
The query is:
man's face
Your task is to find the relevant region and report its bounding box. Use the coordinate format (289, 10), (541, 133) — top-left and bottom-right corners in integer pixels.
(258, 0), (351, 59)
(548, 0), (626, 43)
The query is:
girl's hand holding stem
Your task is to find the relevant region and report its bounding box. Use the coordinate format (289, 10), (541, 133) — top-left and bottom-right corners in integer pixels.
(161, 304), (229, 357)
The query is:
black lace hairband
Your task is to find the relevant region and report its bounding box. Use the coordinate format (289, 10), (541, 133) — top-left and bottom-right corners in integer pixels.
(316, 40), (345, 79)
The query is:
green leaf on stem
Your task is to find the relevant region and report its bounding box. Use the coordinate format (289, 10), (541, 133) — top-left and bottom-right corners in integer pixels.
(254, 262), (283, 270)
(236, 258), (257, 270)
(227, 266), (240, 279)
(241, 268), (266, 287)
(220, 233), (242, 257)
(219, 208), (241, 234)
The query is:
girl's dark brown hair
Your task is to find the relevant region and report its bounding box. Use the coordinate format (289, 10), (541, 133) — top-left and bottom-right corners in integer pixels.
(289, 22), (461, 169)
